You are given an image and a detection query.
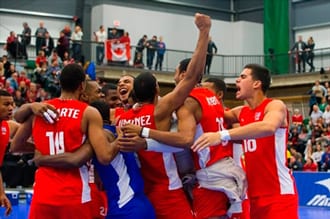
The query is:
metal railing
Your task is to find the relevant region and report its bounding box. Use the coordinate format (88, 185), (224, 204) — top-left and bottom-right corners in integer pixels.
(1, 35), (330, 77)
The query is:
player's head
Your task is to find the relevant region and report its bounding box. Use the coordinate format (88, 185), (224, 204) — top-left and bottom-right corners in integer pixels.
(203, 77), (226, 100)
(117, 74), (135, 104)
(244, 63), (271, 94)
(102, 83), (121, 108)
(0, 90), (14, 121)
(90, 100), (110, 123)
(133, 72), (158, 103)
(60, 63), (86, 93)
(81, 80), (104, 104)
(174, 58), (191, 85)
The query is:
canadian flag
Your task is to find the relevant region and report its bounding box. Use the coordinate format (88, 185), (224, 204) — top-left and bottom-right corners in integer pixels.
(106, 40), (131, 62)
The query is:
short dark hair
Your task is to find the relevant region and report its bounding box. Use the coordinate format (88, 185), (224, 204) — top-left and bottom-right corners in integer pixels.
(0, 90), (11, 97)
(60, 63), (86, 92)
(178, 58), (191, 74)
(90, 100), (110, 122)
(101, 83), (117, 96)
(244, 64), (271, 93)
(204, 77), (227, 95)
(133, 72), (157, 103)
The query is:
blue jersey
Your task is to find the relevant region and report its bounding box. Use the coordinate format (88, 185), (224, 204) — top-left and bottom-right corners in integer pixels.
(93, 125), (155, 219)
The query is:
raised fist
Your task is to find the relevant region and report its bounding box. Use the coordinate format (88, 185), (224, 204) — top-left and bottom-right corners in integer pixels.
(194, 13), (211, 31)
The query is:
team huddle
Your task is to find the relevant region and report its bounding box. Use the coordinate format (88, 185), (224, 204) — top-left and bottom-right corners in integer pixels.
(0, 13), (299, 219)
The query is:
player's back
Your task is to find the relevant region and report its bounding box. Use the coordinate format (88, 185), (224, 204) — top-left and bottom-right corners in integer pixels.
(32, 98), (91, 205)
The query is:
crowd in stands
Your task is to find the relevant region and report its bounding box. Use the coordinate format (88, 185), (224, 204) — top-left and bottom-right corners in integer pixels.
(288, 80), (330, 172)
(4, 20), (167, 72)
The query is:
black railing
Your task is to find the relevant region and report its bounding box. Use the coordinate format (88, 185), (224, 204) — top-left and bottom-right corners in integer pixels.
(1, 35), (329, 77)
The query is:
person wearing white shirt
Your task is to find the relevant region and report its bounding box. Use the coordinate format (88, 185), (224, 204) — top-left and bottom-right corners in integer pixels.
(94, 25), (107, 65)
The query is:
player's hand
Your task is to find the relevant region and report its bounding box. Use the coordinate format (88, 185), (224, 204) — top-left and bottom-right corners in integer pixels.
(191, 132), (221, 152)
(121, 124), (142, 136)
(117, 133), (147, 152)
(31, 103), (59, 124)
(194, 13), (211, 31)
(0, 193), (12, 216)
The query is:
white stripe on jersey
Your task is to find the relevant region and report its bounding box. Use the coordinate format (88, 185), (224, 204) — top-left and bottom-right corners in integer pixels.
(162, 152), (183, 190)
(111, 153), (135, 208)
(275, 128), (295, 195)
(79, 165), (91, 203)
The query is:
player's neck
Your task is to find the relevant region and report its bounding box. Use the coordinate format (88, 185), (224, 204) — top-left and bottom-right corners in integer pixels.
(247, 93), (266, 109)
(59, 92), (79, 101)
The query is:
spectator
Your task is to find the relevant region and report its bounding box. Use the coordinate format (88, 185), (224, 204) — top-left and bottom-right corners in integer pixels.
(319, 96), (328, 113)
(108, 27), (121, 40)
(320, 145), (330, 171)
(71, 25), (84, 62)
(2, 56), (11, 80)
(56, 31), (70, 61)
(289, 35), (307, 73)
(134, 34), (147, 64)
(35, 21), (48, 56)
(133, 52), (144, 69)
(5, 31), (19, 59)
(288, 152), (303, 171)
(13, 89), (26, 108)
(35, 50), (47, 68)
(94, 25), (107, 65)
(311, 80), (327, 104)
(48, 49), (62, 67)
(41, 32), (54, 57)
(291, 108), (303, 132)
(17, 80), (29, 99)
(312, 143), (325, 171)
(146, 35), (157, 70)
(306, 36), (315, 72)
(303, 157), (318, 172)
(62, 25), (72, 39)
(205, 36), (217, 74)
(323, 105), (330, 126)
(310, 104), (323, 126)
(21, 22), (31, 59)
(155, 36), (166, 71)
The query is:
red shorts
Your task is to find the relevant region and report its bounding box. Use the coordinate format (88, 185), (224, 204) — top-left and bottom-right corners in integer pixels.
(90, 183), (108, 219)
(249, 194), (298, 219)
(146, 188), (194, 219)
(193, 186), (229, 219)
(29, 201), (92, 219)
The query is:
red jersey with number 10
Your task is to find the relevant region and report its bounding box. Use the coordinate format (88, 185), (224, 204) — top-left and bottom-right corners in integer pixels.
(32, 99), (91, 205)
(239, 98), (296, 198)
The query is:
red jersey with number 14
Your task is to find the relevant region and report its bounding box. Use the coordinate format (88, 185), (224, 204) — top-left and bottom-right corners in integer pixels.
(32, 99), (91, 205)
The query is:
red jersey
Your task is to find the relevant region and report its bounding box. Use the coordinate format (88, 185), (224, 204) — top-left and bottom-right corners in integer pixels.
(189, 87), (232, 169)
(117, 104), (182, 191)
(239, 98), (296, 198)
(0, 120), (9, 166)
(32, 99), (91, 205)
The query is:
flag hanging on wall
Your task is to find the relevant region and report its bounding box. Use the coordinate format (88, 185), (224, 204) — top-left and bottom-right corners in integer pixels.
(106, 40), (131, 62)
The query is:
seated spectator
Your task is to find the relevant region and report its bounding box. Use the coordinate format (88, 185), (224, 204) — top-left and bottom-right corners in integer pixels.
(35, 50), (47, 68)
(26, 82), (39, 103)
(6, 72), (19, 91)
(310, 104), (323, 126)
(303, 157), (318, 172)
(17, 80), (28, 99)
(322, 105), (330, 126)
(35, 88), (50, 102)
(13, 89), (26, 108)
(18, 70), (31, 87)
(320, 145), (330, 171)
(319, 96), (328, 112)
(288, 151), (303, 171)
(312, 143), (325, 171)
(48, 49), (62, 67)
(291, 108), (303, 131)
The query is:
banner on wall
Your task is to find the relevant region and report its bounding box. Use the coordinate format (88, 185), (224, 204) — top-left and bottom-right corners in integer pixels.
(106, 40), (131, 62)
(293, 172), (330, 208)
